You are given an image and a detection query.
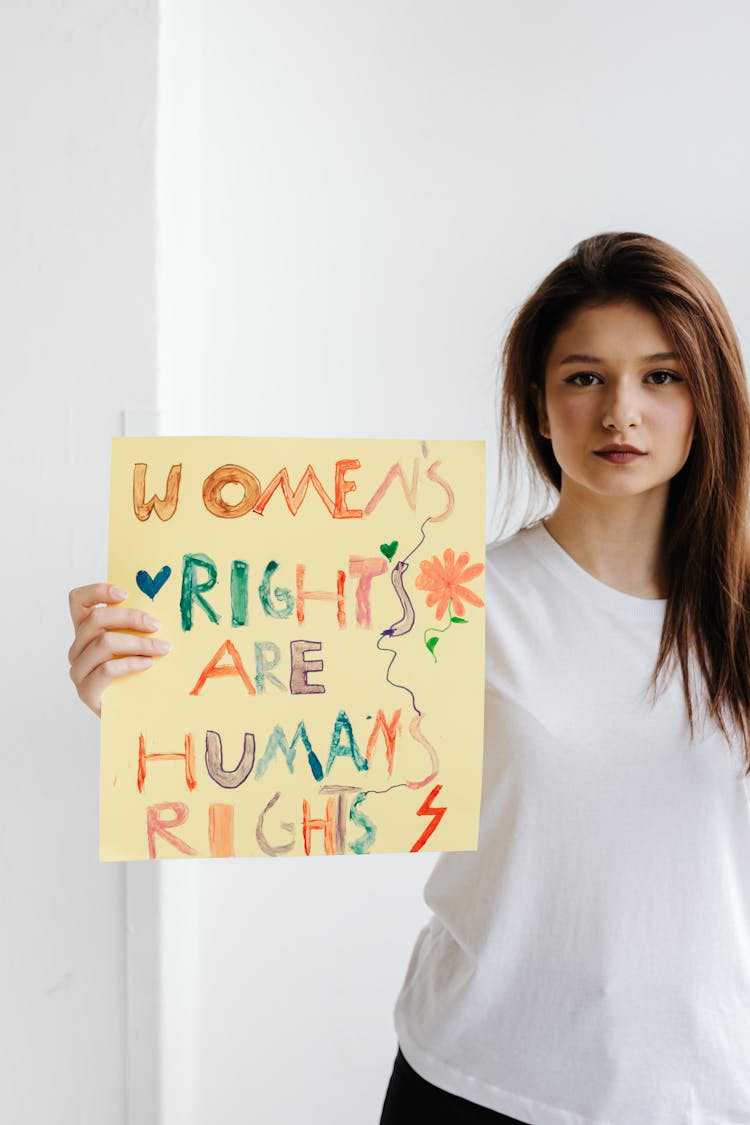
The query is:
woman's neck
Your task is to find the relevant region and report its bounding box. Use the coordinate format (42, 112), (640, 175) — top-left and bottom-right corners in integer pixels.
(543, 497), (669, 600)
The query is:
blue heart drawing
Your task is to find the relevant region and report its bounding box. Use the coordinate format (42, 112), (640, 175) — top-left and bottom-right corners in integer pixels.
(136, 565), (172, 600)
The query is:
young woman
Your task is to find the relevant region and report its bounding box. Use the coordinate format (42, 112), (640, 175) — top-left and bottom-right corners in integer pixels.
(379, 232), (750, 1124)
(68, 232), (750, 1124)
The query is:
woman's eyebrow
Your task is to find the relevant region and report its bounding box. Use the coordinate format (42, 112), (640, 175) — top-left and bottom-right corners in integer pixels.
(558, 351), (679, 365)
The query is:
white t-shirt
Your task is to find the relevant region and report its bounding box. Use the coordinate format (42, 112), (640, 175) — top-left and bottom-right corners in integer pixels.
(394, 520), (750, 1125)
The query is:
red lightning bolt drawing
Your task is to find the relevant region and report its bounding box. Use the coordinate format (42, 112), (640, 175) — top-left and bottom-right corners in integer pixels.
(410, 784), (447, 852)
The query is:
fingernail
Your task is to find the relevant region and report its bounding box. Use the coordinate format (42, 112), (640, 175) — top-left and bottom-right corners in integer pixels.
(143, 614), (162, 629)
(153, 640), (171, 653)
(110, 586), (128, 600)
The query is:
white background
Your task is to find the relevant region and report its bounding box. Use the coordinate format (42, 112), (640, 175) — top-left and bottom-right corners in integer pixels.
(2, 1), (749, 1122)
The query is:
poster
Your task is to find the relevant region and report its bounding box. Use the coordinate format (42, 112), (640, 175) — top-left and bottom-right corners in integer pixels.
(101, 436), (486, 860)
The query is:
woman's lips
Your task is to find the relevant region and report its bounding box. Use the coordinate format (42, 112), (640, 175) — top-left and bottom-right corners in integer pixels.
(594, 450), (646, 463)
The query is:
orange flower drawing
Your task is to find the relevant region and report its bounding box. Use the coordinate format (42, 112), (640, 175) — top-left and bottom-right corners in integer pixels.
(415, 548), (485, 621)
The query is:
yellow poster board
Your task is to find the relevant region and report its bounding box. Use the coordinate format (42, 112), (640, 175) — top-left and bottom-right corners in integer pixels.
(101, 436), (486, 860)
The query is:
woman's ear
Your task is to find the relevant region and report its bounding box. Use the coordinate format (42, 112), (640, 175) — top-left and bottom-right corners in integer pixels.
(530, 381), (550, 439)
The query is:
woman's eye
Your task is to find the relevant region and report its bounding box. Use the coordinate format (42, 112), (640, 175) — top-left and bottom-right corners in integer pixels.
(565, 372), (601, 386)
(646, 370), (682, 385)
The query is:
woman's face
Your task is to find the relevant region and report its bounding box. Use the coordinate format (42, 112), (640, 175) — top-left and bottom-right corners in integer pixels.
(534, 299), (697, 504)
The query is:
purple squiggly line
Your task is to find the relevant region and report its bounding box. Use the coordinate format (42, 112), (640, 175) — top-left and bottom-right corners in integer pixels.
(359, 515), (437, 799)
(376, 514), (434, 713)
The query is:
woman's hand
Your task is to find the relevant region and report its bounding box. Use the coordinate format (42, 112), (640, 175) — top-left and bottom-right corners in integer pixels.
(68, 583), (171, 716)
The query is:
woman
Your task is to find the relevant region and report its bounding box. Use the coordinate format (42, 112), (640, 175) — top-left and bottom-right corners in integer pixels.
(69, 232), (750, 1123)
(379, 232), (750, 1123)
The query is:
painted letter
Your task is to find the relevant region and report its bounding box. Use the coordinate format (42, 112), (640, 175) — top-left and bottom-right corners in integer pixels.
(254, 465), (335, 517)
(209, 804), (234, 858)
(202, 464), (261, 518)
(146, 802), (198, 859)
(137, 733), (197, 793)
(325, 710), (368, 776)
(255, 721), (323, 782)
(190, 639), (257, 696)
(181, 553), (220, 631)
(256, 791), (295, 856)
(254, 641), (285, 694)
(334, 459), (363, 518)
(363, 458), (419, 516)
(230, 559), (249, 626)
(425, 460), (455, 522)
(365, 709), (402, 774)
(302, 796), (336, 856)
(205, 730), (256, 788)
(296, 564), (346, 627)
(349, 556), (388, 627)
(258, 560), (294, 619)
(133, 462), (182, 522)
(289, 639), (325, 696)
(349, 792), (377, 854)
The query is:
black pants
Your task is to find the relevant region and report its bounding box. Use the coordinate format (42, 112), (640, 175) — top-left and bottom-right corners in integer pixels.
(379, 1048), (530, 1124)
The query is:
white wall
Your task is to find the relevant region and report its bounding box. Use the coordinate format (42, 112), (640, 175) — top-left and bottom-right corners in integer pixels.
(157, 2), (750, 1124)
(0, 2), (157, 1123)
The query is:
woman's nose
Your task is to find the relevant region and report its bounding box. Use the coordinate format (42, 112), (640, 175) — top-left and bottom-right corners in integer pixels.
(601, 382), (642, 430)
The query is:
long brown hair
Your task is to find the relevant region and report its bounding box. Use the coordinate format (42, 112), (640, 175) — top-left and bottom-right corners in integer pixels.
(494, 231), (750, 771)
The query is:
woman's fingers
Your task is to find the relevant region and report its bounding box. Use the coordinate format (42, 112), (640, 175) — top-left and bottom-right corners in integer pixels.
(69, 629), (171, 689)
(67, 582), (170, 716)
(74, 656), (159, 718)
(67, 604), (162, 666)
(68, 582), (128, 630)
